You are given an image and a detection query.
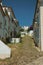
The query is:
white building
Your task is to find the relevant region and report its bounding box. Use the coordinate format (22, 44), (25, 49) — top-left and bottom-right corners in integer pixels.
(0, 1), (20, 39)
(33, 0), (43, 51)
(22, 26), (29, 31)
(0, 40), (11, 59)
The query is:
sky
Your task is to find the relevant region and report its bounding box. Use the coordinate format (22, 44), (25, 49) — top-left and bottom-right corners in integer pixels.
(2, 0), (36, 26)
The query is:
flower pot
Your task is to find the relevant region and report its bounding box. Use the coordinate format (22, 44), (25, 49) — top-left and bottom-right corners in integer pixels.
(10, 38), (15, 43)
(15, 38), (20, 43)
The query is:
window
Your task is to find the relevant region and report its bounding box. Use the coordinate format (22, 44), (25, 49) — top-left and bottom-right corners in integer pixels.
(4, 21), (6, 25)
(0, 22), (2, 28)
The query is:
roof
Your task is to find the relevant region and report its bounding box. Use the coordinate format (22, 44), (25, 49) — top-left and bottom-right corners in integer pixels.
(3, 6), (16, 18)
(39, 0), (43, 2)
(0, 0), (2, 3)
(2, 6), (10, 20)
(33, 0), (40, 26)
(2, 6), (18, 24)
(0, 5), (5, 16)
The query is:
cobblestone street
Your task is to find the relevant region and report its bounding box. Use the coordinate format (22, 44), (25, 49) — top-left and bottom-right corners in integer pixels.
(0, 36), (43, 65)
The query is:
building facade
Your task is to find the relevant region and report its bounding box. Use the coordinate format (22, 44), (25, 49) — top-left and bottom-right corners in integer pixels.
(0, 1), (20, 39)
(33, 0), (43, 51)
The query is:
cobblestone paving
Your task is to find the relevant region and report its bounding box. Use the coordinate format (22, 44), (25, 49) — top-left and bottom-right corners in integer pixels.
(0, 36), (43, 65)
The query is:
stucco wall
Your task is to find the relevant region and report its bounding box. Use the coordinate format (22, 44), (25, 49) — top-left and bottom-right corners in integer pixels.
(0, 12), (5, 38)
(40, 6), (43, 51)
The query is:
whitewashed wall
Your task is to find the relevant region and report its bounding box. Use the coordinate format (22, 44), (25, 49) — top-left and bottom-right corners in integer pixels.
(40, 6), (43, 51)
